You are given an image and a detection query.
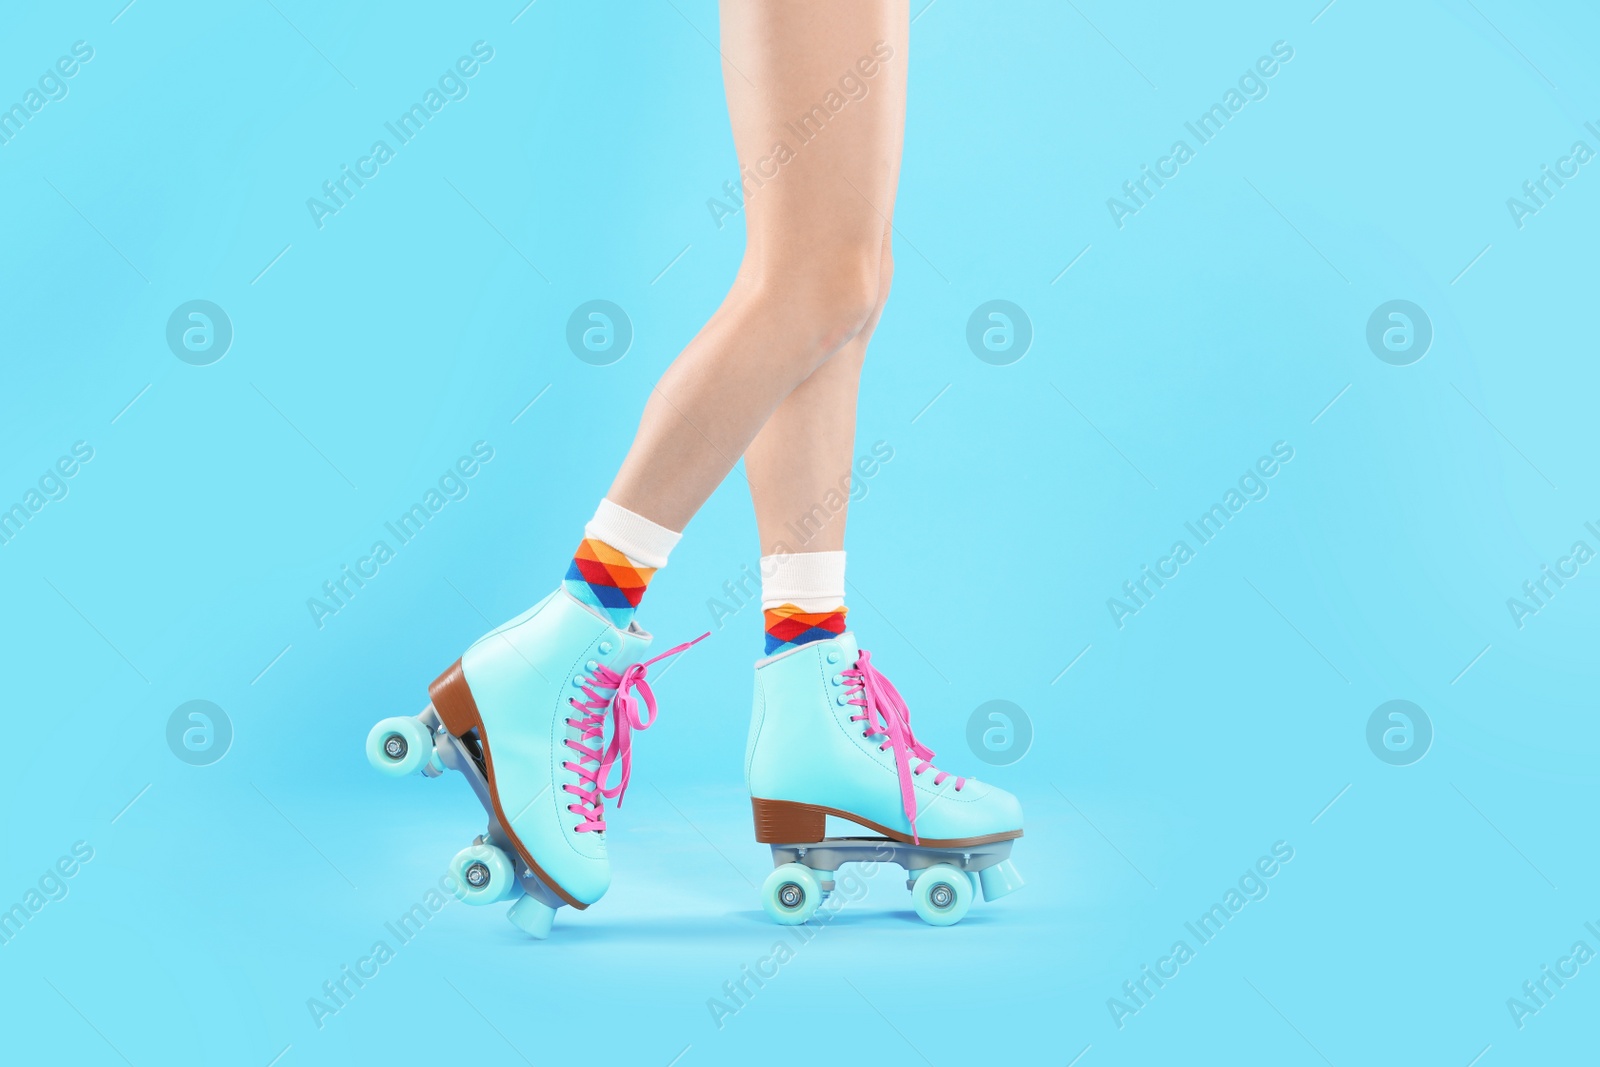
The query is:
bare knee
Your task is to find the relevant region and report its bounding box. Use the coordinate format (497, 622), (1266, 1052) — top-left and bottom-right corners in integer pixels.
(837, 238), (894, 363)
(859, 246), (893, 342)
(791, 253), (883, 353)
(819, 235), (896, 356)
(747, 241), (885, 357)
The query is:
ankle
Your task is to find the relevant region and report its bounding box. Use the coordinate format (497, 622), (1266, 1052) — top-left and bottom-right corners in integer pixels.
(760, 550), (846, 655)
(563, 499), (681, 628)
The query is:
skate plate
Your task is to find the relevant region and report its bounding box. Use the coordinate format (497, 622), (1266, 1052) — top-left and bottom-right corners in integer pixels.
(367, 705), (566, 935)
(416, 704), (569, 912)
(769, 836), (1015, 890)
(759, 835), (1022, 926)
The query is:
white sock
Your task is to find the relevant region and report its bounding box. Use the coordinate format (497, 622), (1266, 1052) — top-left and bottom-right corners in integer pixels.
(584, 498), (682, 569)
(761, 550), (846, 612)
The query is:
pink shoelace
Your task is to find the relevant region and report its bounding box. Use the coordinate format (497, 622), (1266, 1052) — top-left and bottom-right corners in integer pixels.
(842, 649), (965, 844)
(563, 632), (708, 833)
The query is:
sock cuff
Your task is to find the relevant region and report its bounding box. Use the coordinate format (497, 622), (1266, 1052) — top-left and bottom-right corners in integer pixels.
(585, 499), (682, 569)
(760, 550), (846, 610)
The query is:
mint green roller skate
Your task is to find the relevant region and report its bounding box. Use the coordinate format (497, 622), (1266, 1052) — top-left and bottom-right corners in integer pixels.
(365, 588), (704, 938)
(746, 633), (1024, 927)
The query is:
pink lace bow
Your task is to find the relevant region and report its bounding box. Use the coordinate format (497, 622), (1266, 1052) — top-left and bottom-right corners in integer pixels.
(563, 632), (709, 832)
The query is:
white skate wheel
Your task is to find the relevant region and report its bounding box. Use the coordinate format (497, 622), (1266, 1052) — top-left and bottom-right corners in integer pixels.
(761, 863), (822, 925)
(366, 717), (432, 777)
(449, 843), (517, 906)
(911, 864), (973, 926)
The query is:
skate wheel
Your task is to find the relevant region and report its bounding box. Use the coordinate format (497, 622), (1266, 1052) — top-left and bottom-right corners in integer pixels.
(911, 864), (973, 927)
(449, 843), (517, 906)
(761, 863), (822, 925)
(507, 895), (556, 939)
(366, 717), (433, 777)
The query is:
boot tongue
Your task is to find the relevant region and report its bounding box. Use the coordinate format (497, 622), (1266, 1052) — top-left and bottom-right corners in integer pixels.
(618, 620), (654, 664)
(832, 631), (861, 667)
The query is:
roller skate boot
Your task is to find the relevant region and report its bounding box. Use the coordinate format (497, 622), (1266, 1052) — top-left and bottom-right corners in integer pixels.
(366, 588), (704, 938)
(746, 632), (1024, 926)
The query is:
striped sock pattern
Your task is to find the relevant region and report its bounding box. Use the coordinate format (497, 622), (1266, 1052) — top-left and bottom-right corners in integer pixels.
(564, 537), (656, 628)
(763, 603), (848, 655)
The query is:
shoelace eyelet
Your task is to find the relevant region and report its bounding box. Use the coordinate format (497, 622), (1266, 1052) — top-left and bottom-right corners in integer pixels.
(562, 631), (710, 836)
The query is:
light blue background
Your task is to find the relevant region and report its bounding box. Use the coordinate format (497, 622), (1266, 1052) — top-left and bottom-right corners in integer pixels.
(2, 1), (1597, 1064)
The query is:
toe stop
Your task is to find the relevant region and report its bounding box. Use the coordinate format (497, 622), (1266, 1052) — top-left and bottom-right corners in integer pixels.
(507, 895), (556, 939)
(978, 859), (1024, 902)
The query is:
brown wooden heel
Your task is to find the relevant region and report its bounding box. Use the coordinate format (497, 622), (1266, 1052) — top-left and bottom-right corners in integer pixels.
(752, 796), (1026, 849)
(751, 798), (827, 844)
(429, 659), (482, 738)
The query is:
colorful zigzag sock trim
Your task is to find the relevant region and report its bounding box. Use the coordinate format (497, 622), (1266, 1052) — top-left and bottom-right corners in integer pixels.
(764, 603), (847, 655)
(564, 537), (655, 628)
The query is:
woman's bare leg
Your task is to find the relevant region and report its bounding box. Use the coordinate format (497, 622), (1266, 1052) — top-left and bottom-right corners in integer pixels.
(745, 224), (894, 556)
(605, 1), (909, 533)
